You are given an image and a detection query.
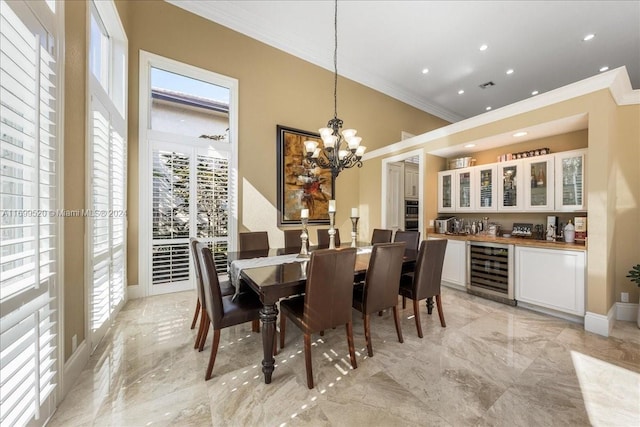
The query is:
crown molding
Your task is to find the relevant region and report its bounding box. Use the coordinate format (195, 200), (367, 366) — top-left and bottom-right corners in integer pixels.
(363, 67), (637, 161)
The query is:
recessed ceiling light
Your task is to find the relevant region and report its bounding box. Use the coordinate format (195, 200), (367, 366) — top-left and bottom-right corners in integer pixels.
(422, 68), (429, 74)
(506, 69), (514, 75)
(531, 90), (539, 96)
(486, 106), (492, 111)
(599, 66), (609, 72)
(479, 44), (488, 51)
(458, 89), (465, 95)
(513, 131), (528, 137)
(583, 34), (595, 41)
(464, 143), (476, 148)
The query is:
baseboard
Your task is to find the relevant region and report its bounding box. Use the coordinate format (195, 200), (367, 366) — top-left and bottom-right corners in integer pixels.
(517, 301), (584, 324)
(127, 283), (144, 299)
(616, 302), (639, 322)
(441, 281), (466, 293)
(62, 340), (89, 399)
(584, 304), (616, 337)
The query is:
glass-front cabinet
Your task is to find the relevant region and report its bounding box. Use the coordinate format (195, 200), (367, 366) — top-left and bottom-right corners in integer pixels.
(438, 170), (455, 212)
(474, 165), (497, 211)
(455, 168), (473, 211)
(497, 160), (524, 211)
(524, 155), (555, 211)
(555, 149), (587, 211)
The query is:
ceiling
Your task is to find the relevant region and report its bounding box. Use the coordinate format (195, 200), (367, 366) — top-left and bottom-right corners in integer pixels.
(166, 0), (640, 124)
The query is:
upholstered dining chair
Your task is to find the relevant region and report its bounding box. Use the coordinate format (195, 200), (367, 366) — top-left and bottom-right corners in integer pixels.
(189, 238), (236, 349)
(316, 228), (340, 248)
(279, 247), (358, 389)
(398, 239), (448, 338)
(370, 228), (393, 244)
(283, 229), (302, 250)
(352, 242), (406, 357)
(196, 242), (263, 380)
(393, 230), (420, 253)
(239, 231), (270, 251)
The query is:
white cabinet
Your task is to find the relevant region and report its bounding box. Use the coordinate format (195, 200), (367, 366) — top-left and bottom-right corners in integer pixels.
(437, 149), (586, 213)
(455, 168), (474, 211)
(497, 160), (524, 211)
(523, 154), (555, 211)
(437, 170), (455, 212)
(554, 149), (587, 211)
(404, 163), (419, 200)
(515, 246), (586, 316)
(474, 164), (498, 211)
(440, 239), (467, 289)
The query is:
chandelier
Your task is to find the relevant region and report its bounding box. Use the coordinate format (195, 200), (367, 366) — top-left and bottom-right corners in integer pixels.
(303, 0), (366, 178)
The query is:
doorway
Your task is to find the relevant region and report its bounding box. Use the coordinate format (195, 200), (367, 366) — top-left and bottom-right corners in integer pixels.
(381, 149), (424, 234)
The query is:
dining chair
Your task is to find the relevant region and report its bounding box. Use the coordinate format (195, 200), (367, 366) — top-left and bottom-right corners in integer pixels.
(393, 230), (420, 252)
(283, 229), (302, 249)
(279, 247), (358, 389)
(196, 242), (264, 380)
(370, 228), (393, 244)
(352, 242), (406, 357)
(239, 231), (270, 251)
(398, 239), (448, 338)
(189, 238), (236, 349)
(316, 228), (340, 248)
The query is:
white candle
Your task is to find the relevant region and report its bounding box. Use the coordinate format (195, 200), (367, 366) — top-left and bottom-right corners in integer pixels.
(301, 209), (309, 218)
(328, 200), (336, 212)
(351, 208), (358, 217)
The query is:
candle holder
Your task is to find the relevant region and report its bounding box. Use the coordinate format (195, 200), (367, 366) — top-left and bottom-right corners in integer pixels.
(328, 211), (336, 249)
(350, 216), (359, 248)
(297, 217), (310, 258)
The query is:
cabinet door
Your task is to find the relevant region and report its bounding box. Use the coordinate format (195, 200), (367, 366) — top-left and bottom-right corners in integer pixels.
(524, 155), (555, 211)
(474, 165), (497, 211)
(555, 149), (587, 211)
(515, 246), (585, 316)
(436, 238), (467, 289)
(497, 160), (523, 211)
(455, 168), (474, 211)
(438, 170), (455, 212)
(405, 166), (419, 199)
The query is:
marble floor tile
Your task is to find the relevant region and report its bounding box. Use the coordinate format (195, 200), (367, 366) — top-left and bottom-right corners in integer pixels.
(49, 287), (640, 426)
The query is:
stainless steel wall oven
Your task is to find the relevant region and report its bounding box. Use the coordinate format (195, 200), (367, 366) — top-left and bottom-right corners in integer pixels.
(404, 200), (419, 231)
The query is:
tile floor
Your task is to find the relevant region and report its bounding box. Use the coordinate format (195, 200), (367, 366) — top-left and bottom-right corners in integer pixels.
(49, 287), (639, 427)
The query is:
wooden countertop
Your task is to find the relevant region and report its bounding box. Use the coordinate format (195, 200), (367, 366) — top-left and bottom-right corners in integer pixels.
(427, 232), (587, 251)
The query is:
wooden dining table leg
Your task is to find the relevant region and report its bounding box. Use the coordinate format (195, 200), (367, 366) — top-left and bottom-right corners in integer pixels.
(260, 302), (278, 384)
(426, 296), (434, 315)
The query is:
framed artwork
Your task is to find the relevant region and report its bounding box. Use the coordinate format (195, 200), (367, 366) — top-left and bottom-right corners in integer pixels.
(277, 125), (334, 226)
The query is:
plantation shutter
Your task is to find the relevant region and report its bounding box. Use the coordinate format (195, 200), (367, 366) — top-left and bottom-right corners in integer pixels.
(196, 152), (229, 273)
(89, 96), (127, 351)
(0, 1), (60, 426)
(152, 149), (191, 286)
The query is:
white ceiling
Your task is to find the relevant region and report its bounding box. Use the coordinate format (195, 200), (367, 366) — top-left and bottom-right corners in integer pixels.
(166, 0), (640, 123)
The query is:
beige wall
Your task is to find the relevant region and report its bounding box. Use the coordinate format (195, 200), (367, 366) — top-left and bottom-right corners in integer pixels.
(123, 0), (448, 285)
(63, 0), (87, 361)
(615, 106), (640, 303)
(361, 90), (640, 318)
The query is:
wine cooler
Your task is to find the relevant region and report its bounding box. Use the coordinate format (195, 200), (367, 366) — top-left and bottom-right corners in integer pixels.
(466, 241), (516, 305)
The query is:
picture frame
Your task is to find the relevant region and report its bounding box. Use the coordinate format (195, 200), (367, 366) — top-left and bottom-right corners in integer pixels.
(277, 125), (334, 226)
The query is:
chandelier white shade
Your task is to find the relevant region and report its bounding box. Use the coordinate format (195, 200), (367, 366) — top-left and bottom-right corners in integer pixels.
(303, 0), (366, 178)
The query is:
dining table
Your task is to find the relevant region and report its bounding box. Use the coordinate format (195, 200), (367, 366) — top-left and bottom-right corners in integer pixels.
(226, 245), (417, 384)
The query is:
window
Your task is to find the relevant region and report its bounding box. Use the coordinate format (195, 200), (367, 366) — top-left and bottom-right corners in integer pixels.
(138, 52), (237, 297)
(87, 0), (127, 351)
(0, 1), (61, 426)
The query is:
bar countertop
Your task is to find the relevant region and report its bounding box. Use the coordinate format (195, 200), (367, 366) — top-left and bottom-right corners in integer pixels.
(427, 232), (587, 251)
